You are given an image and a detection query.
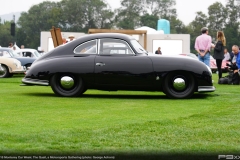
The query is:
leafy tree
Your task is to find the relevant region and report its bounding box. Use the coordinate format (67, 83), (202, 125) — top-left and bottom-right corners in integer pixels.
(140, 13), (158, 29)
(115, 0), (144, 29)
(0, 20), (14, 47)
(59, 0), (114, 32)
(207, 2), (227, 39)
(144, 0), (177, 19)
(17, 1), (62, 48)
(224, 0), (240, 50)
(168, 16), (186, 34)
(16, 0), (113, 48)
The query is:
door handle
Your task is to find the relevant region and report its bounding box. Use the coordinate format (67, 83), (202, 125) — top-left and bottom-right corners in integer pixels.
(96, 63), (105, 66)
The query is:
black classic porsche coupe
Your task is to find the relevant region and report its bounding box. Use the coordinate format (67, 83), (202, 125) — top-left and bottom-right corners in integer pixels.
(21, 33), (215, 99)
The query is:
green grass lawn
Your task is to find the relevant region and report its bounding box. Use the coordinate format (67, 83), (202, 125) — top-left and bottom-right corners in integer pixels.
(0, 73), (239, 156)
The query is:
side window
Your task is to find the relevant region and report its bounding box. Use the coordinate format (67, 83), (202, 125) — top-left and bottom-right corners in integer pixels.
(99, 38), (134, 55)
(15, 52), (21, 57)
(2, 51), (10, 57)
(24, 52), (32, 57)
(74, 40), (97, 54)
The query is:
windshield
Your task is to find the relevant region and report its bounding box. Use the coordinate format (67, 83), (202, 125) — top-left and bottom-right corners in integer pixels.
(10, 50), (21, 57)
(130, 40), (147, 54)
(0, 49), (20, 58)
(33, 50), (41, 57)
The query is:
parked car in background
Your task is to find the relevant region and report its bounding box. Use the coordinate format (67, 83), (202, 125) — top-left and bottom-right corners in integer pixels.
(0, 57), (26, 78)
(0, 47), (36, 68)
(14, 48), (42, 58)
(210, 55), (228, 73)
(22, 33), (215, 99)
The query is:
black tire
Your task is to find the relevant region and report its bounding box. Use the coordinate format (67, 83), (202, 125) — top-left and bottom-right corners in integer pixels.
(0, 65), (11, 78)
(163, 72), (195, 99)
(50, 74), (85, 97)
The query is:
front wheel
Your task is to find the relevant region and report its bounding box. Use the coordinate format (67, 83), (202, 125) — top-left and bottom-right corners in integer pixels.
(0, 65), (11, 78)
(163, 72), (195, 99)
(50, 74), (85, 97)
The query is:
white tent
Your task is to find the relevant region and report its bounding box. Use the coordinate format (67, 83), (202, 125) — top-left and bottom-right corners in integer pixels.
(135, 26), (164, 34)
(14, 43), (20, 50)
(133, 26), (164, 40)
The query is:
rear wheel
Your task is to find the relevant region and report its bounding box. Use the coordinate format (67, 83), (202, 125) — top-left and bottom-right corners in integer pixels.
(50, 74), (85, 97)
(0, 65), (11, 78)
(163, 72), (195, 99)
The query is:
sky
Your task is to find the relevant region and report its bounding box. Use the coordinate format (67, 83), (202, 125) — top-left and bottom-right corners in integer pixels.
(0, 0), (228, 25)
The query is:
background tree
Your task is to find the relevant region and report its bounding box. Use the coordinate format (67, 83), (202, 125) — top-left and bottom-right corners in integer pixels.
(1, 0), (239, 52)
(17, 1), (62, 48)
(16, 0), (113, 48)
(224, 0), (240, 50)
(140, 13), (158, 29)
(115, 0), (144, 29)
(0, 19), (14, 47)
(144, 0), (176, 18)
(59, 0), (113, 32)
(207, 2), (227, 41)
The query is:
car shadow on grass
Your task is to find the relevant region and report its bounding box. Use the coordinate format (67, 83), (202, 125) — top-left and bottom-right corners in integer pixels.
(81, 93), (215, 100)
(23, 92), (216, 100)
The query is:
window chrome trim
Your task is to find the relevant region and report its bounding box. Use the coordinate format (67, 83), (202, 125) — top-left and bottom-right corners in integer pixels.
(98, 38), (135, 55)
(73, 39), (98, 54)
(97, 39), (100, 55)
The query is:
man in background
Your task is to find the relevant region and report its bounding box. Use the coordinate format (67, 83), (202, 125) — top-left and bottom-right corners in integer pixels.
(155, 47), (162, 55)
(62, 38), (67, 44)
(232, 45), (240, 73)
(68, 35), (75, 42)
(194, 27), (212, 67)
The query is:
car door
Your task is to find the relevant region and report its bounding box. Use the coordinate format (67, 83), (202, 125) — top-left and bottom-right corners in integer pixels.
(94, 38), (154, 88)
(73, 39), (98, 85)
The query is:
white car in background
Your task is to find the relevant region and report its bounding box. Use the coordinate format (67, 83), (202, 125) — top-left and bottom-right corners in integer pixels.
(0, 57), (26, 78)
(14, 48), (42, 58)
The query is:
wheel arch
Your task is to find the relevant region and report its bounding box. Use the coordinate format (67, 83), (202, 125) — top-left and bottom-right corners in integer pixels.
(162, 70), (198, 98)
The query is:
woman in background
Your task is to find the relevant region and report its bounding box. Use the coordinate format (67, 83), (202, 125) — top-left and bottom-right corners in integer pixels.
(213, 31), (226, 80)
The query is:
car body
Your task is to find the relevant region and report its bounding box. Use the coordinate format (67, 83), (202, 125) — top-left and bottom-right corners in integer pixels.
(0, 47), (36, 68)
(22, 33), (215, 99)
(210, 55), (228, 73)
(179, 53), (198, 60)
(181, 53), (228, 73)
(14, 48), (42, 58)
(0, 57), (26, 78)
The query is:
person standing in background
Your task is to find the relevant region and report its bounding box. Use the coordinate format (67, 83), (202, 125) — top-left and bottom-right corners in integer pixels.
(231, 45), (240, 72)
(68, 35), (75, 42)
(8, 42), (14, 49)
(155, 47), (162, 55)
(62, 38), (67, 44)
(194, 27), (212, 67)
(213, 31), (226, 80)
(223, 48), (231, 61)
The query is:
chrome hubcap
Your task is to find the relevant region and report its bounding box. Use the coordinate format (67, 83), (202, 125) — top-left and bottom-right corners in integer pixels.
(60, 76), (74, 89)
(173, 78), (186, 91)
(0, 66), (7, 77)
